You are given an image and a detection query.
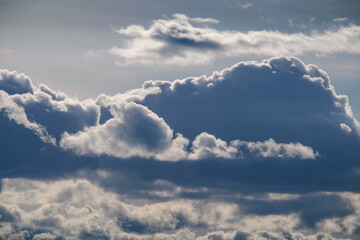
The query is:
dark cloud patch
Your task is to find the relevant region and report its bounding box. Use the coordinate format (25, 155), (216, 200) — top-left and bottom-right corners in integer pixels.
(234, 232), (249, 240)
(93, 158), (360, 195)
(237, 193), (354, 228)
(136, 56), (360, 192)
(0, 205), (17, 222)
(0, 111), (100, 180)
(99, 106), (113, 124)
(79, 230), (110, 240)
(119, 103), (172, 151)
(141, 57), (358, 145)
(22, 100), (98, 140)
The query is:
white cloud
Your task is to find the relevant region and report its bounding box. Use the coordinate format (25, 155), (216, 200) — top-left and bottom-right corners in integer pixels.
(189, 132), (238, 159)
(340, 123), (352, 133)
(60, 101), (175, 159)
(238, 3), (253, 9)
(109, 14), (360, 65)
(232, 138), (318, 159)
(333, 17), (348, 23)
(187, 133), (318, 160)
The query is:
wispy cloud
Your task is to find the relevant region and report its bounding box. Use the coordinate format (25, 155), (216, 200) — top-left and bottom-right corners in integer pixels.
(109, 14), (360, 66)
(238, 3), (253, 9)
(333, 17), (348, 23)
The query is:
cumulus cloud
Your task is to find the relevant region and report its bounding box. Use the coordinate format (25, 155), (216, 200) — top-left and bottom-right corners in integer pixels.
(1, 64), (318, 164)
(109, 14), (360, 65)
(60, 120), (317, 161)
(61, 56), (360, 162)
(0, 69), (99, 143)
(1, 56), (360, 196)
(140, 56), (360, 148)
(187, 133), (318, 160)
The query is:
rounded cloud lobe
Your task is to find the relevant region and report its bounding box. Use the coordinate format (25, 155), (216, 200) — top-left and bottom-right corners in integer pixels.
(1, 56), (360, 239)
(60, 102), (174, 159)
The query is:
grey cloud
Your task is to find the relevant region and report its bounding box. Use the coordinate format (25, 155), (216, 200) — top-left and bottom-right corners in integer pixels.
(12, 87), (99, 141)
(54, 64), (317, 161)
(109, 14), (360, 65)
(0, 205), (18, 223)
(0, 69), (34, 95)
(236, 193), (354, 228)
(0, 90), (55, 145)
(140, 56), (360, 154)
(232, 138), (318, 159)
(0, 69), (99, 143)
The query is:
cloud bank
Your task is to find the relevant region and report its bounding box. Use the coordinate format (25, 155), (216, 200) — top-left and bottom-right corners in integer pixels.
(1, 56), (360, 238)
(1, 61), (323, 162)
(1, 57), (359, 186)
(109, 14), (360, 65)
(0, 178), (359, 239)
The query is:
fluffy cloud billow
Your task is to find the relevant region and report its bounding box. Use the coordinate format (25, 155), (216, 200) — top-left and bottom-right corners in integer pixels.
(1, 56), (360, 238)
(109, 14), (360, 65)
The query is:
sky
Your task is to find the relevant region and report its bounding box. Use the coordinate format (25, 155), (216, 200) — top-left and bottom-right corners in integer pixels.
(0, 0), (360, 239)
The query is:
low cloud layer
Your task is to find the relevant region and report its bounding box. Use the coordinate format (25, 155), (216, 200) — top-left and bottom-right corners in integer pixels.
(0, 178), (359, 239)
(109, 14), (360, 65)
